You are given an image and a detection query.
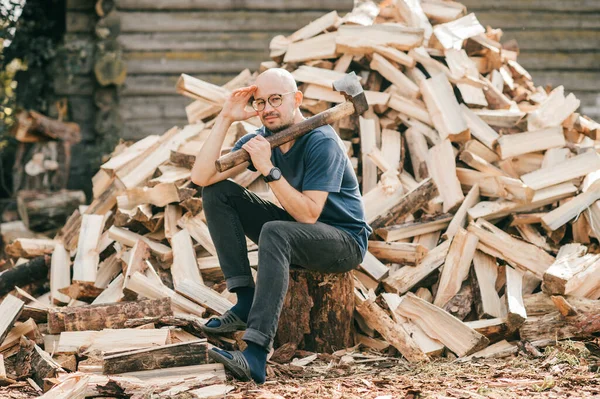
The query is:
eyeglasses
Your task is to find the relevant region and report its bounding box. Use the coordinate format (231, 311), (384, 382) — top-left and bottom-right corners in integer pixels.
(251, 91), (296, 112)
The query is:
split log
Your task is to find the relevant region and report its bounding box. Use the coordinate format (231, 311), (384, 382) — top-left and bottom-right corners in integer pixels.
(505, 267), (527, 331)
(16, 190), (85, 233)
(355, 292), (429, 362)
(495, 126), (566, 160)
(383, 240), (450, 294)
(443, 184), (479, 240)
(519, 297), (600, 342)
(0, 256), (49, 297)
(14, 336), (62, 387)
(50, 243), (71, 305)
(370, 177), (438, 229)
(472, 251), (504, 318)
(274, 267), (354, 354)
(174, 279), (233, 315)
(359, 251), (389, 281)
(47, 297), (173, 334)
(520, 150), (600, 191)
(433, 228), (478, 308)
(0, 295), (25, 344)
(397, 292), (489, 357)
(367, 241), (428, 265)
(376, 213), (452, 242)
(56, 328), (170, 354)
(426, 140), (464, 212)
(103, 340), (208, 375)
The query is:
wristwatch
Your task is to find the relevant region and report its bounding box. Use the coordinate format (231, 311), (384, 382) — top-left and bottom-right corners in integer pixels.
(263, 167), (282, 183)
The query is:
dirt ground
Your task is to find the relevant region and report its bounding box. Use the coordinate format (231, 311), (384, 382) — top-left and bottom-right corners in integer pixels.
(1, 339), (598, 398)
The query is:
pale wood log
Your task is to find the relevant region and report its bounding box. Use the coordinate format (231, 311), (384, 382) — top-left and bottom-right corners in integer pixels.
(381, 293), (444, 356)
(92, 274), (125, 305)
(467, 219), (555, 278)
(519, 297), (600, 342)
(520, 150), (600, 191)
(467, 182), (578, 221)
(171, 229), (203, 290)
(381, 129), (402, 172)
(505, 266), (527, 331)
(354, 292), (428, 362)
(103, 340), (208, 375)
(175, 74), (229, 104)
(498, 154), (544, 178)
(458, 172), (534, 203)
(287, 10), (340, 43)
(472, 251), (505, 318)
(108, 226), (173, 262)
(542, 179), (600, 231)
(148, 166), (191, 187)
(175, 279), (233, 315)
(405, 127), (429, 181)
(373, 45), (416, 68)
(48, 297), (173, 334)
(50, 243), (71, 305)
(359, 252), (389, 282)
(127, 272), (205, 317)
(291, 65), (358, 88)
(397, 292), (489, 357)
(178, 213), (217, 256)
(388, 94), (433, 126)
(383, 240), (450, 294)
(432, 13), (484, 49)
(360, 116), (378, 195)
(95, 250), (123, 289)
(471, 109), (525, 128)
(443, 184), (479, 240)
(481, 76), (513, 110)
(426, 139), (464, 212)
(445, 49), (487, 107)
(163, 204), (182, 240)
(510, 212), (546, 226)
(117, 183), (187, 209)
(464, 318), (509, 343)
(544, 250), (600, 298)
(496, 126), (566, 160)
(283, 32), (338, 63)
(463, 139), (499, 163)
(72, 214), (106, 284)
(56, 329), (170, 354)
(413, 230), (441, 251)
(434, 228), (478, 308)
(122, 240), (151, 293)
(459, 150), (507, 177)
(335, 24), (424, 53)
(101, 135), (161, 175)
(367, 241), (428, 265)
(370, 54), (419, 99)
(0, 295), (25, 344)
(0, 319), (40, 356)
(37, 373), (89, 398)
(420, 74), (469, 142)
(370, 177), (438, 229)
(421, 0), (465, 23)
(376, 213), (452, 242)
(5, 238), (56, 258)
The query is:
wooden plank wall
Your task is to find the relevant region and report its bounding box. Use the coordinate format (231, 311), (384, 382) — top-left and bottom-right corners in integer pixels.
(461, 0), (600, 120)
(114, 0), (354, 139)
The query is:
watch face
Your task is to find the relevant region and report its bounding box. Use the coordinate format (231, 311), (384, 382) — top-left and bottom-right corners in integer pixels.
(272, 168), (282, 180)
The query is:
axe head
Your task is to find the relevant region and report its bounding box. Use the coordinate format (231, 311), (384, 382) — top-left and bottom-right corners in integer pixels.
(332, 71), (368, 116)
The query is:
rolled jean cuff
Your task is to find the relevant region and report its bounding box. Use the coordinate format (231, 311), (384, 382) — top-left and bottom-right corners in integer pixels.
(242, 328), (272, 351)
(225, 275), (255, 292)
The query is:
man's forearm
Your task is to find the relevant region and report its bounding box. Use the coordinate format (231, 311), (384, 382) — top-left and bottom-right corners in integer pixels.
(268, 178), (321, 223)
(191, 114), (233, 186)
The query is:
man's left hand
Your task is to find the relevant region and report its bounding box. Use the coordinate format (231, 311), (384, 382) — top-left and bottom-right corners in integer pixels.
(242, 135), (273, 176)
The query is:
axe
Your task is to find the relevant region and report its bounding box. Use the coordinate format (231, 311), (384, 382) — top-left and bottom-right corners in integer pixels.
(215, 72), (369, 172)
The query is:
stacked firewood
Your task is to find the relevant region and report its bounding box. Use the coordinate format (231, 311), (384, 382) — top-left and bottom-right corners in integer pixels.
(1, 1), (600, 396)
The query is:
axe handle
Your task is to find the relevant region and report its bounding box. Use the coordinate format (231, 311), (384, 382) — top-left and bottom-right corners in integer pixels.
(215, 100), (357, 173)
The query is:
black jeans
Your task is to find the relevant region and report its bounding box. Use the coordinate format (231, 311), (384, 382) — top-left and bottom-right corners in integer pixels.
(202, 180), (362, 351)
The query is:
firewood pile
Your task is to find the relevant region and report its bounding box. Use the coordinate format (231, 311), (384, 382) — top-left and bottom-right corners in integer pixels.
(1, 1), (600, 396)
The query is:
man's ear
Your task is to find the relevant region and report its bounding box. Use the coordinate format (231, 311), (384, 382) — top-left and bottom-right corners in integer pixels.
(294, 91), (303, 107)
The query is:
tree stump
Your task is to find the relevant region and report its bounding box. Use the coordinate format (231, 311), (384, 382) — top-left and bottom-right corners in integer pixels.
(274, 267), (355, 354)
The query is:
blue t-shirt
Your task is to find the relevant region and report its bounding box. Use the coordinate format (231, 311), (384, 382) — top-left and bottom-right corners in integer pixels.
(231, 124), (372, 259)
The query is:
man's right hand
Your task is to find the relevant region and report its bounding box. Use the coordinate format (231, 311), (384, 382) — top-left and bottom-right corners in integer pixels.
(220, 85), (259, 123)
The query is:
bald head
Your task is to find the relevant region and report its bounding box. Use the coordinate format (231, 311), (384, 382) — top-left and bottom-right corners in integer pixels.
(255, 68), (298, 94)
(253, 68), (304, 133)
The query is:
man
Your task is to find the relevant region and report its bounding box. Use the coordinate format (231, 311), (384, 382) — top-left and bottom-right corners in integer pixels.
(191, 68), (371, 383)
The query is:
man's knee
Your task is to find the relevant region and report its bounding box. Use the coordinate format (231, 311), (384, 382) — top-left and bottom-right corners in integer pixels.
(201, 179), (242, 205)
(259, 221), (293, 247)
